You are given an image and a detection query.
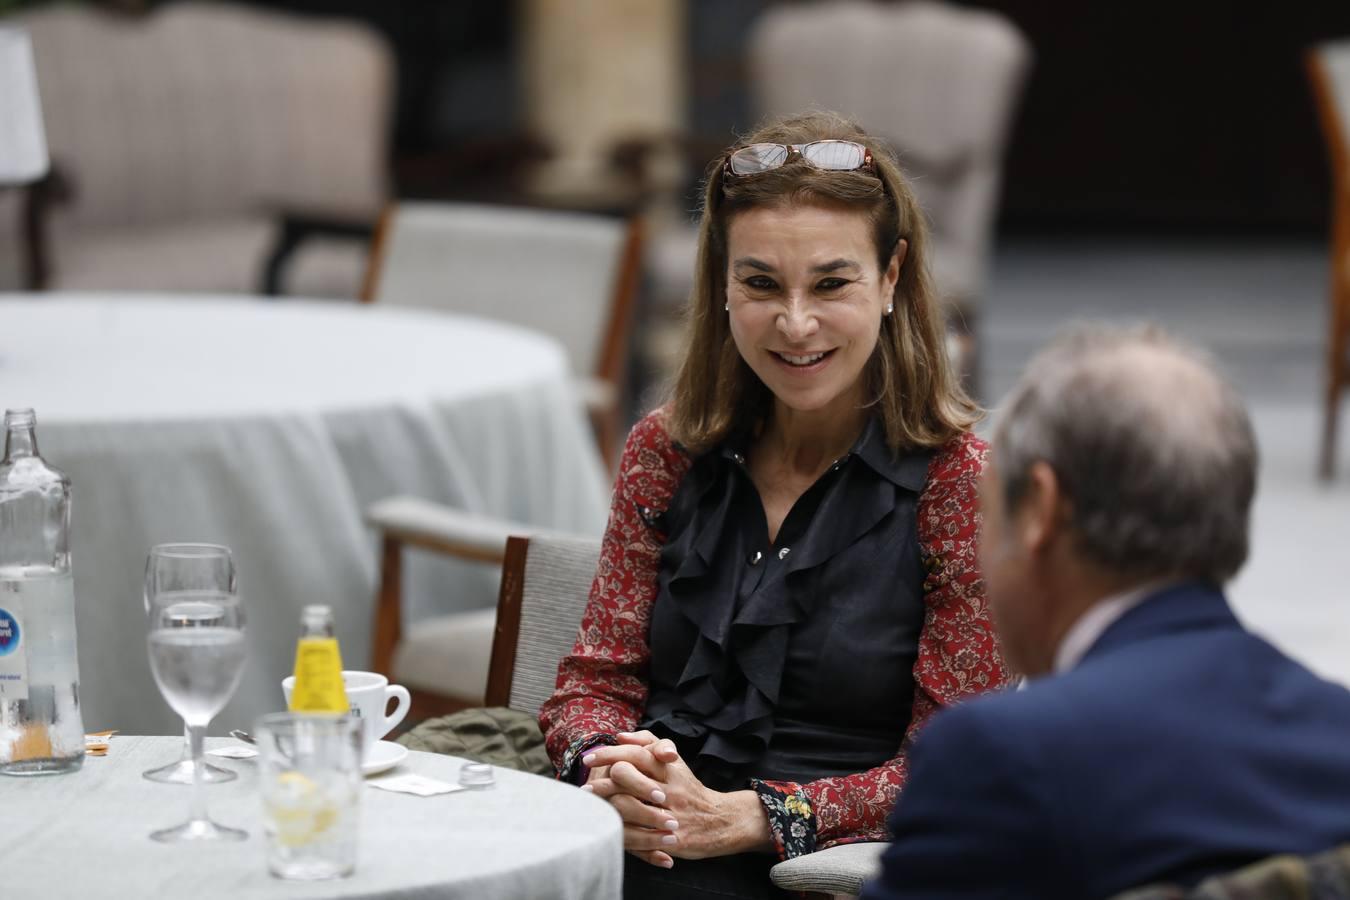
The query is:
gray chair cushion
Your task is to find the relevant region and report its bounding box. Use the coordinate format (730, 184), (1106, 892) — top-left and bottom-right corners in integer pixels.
(43, 217), (367, 298)
(769, 842), (888, 896)
(391, 608), (496, 701)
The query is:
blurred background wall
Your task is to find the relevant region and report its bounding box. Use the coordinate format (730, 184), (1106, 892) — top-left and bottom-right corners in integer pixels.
(8, 0), (1348, 233)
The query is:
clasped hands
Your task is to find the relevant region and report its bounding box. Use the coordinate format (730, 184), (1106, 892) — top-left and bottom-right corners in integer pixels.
(580, 730), (771, 869)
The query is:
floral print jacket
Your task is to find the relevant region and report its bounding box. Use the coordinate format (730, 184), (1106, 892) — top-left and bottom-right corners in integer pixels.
(538, 410), (1010, 860)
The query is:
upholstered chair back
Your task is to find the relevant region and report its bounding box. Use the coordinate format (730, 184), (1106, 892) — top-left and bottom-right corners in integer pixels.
(367, 202), (633, 386)
(487, 534), (602, 717)
(4, 2), (390, 237)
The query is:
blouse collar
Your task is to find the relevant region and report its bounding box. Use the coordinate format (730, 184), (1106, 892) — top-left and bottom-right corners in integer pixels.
(718, 415), (930, 493)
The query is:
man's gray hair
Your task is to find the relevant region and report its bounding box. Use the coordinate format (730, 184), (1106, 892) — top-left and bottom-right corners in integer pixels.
(992, 325), (1258, 584)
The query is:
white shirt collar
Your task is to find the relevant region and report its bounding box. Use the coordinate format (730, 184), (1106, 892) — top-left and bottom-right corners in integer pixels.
(1052, 580), (1177, 674)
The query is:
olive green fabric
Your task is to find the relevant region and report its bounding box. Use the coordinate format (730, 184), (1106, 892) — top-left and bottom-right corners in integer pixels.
(397, 706), (553, 776)
(1111, 843), (1350, 900)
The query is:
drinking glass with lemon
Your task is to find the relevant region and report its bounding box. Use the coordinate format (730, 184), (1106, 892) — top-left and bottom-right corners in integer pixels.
(256, 712), (362, 880)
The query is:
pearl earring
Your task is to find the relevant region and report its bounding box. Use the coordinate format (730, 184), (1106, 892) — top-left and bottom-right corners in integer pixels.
(725, 303), (730, 312)
(885, 303), (894, 315)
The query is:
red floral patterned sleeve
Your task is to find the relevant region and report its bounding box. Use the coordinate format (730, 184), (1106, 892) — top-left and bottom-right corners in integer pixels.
(539, 410), (691, 776)
(753, 432), (1011, 857)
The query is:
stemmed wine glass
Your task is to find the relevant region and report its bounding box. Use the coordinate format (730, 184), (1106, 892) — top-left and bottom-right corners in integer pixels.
(142, 543), (240, 784)
(146, 578), (249, 842)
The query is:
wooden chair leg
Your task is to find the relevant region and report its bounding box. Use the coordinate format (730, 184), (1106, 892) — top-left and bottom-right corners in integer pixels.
(1321, 284), (1349, 481)
(371, 535), (403, 677)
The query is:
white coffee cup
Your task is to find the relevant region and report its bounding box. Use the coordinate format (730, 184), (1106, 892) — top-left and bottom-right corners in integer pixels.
(282, 670), (410, 761)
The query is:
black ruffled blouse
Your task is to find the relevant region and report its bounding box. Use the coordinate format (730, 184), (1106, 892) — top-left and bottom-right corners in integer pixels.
(639, 416), (932, 792)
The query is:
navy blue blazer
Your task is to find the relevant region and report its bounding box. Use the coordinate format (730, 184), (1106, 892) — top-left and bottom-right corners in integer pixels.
(861, 582), (1350, 900)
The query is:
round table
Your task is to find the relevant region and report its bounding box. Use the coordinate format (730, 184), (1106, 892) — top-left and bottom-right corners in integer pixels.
(0, 735), (622, 899)
(0, 295), (610, 735)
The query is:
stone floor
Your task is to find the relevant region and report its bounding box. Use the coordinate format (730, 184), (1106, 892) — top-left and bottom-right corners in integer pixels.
(981, 236), (1350, 685)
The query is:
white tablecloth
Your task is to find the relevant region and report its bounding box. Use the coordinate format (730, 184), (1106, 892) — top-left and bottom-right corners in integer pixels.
(0, 736), (623, 899)
(0, 295), (610, 734)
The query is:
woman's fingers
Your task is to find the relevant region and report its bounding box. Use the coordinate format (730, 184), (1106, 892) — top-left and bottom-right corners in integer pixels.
(623, 823), (680, 852)
(627, 849), (675, 869)
(648, 739), (681, 764)
(610, 793), (680, 832)
(609, 759), (670, 806)
(582, 744), (668, 778)
(583, 774), (673, 813)
(614, 732), (682, 764)
(579, 776), (616, 799)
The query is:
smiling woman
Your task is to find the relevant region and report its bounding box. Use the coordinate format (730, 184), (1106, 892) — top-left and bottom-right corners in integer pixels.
(725, 203), (899, 440)
(539, 111), (1010, 899)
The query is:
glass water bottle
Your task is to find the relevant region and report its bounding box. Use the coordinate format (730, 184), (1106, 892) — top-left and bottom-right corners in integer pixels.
(0, 408), (85, 775)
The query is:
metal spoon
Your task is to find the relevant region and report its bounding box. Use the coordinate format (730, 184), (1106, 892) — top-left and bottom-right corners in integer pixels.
(229, 729), (256, 745)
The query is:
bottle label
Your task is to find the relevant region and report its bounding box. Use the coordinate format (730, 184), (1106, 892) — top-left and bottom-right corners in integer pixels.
(0, 603), (28, 701)
(290, 637), (349, 712)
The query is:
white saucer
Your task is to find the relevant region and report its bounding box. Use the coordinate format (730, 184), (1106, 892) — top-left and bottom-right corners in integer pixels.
(362, 740), (408, 776)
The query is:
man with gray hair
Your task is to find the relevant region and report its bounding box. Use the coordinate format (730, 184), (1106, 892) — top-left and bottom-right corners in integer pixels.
(861, 326), (1350, 899)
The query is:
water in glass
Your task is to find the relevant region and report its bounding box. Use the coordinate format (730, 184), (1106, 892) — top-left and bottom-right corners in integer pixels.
(141, 545), (238, 785)
(147, 627), (246, 725)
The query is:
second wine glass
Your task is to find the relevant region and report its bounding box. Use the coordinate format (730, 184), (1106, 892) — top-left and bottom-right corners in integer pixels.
(142, 543), (240, 785)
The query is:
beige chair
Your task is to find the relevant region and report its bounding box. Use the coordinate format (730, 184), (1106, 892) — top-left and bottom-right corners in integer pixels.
(366, 499), (533, 717)
(0, 2), (391, 297)
(478, 534), (884, 899)
(361, 203), (640, 712)
(747, 0), (1032, 317)
(1307, 41), (1350, 479)
(360, 201), (644, 469)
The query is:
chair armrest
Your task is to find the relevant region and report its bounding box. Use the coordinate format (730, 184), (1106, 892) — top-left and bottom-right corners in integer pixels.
(575, 375), (618, 415)
(366, 495), (527, 565)
(260, 210), (376, 296)
(769, 842), (888, 897)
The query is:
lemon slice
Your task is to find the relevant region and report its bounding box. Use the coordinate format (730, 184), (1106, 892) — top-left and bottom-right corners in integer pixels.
(267, 772), (340, 848)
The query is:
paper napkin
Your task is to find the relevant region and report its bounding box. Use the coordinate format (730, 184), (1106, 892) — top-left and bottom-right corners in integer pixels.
(366, 773), (464, 797)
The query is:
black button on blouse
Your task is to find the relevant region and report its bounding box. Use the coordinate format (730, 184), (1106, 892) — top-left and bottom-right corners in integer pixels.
(639, 416), (932, 791)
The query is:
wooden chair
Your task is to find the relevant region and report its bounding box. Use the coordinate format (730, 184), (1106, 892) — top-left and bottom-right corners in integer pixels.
(478, 534), (884, 899)
(1307, 41), (1350, 480)
(366, 499), (526, 719)
(360, 201), (644, 469)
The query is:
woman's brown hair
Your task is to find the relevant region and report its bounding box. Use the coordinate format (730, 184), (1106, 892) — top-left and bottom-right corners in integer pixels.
(665, 110), (981, 454)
